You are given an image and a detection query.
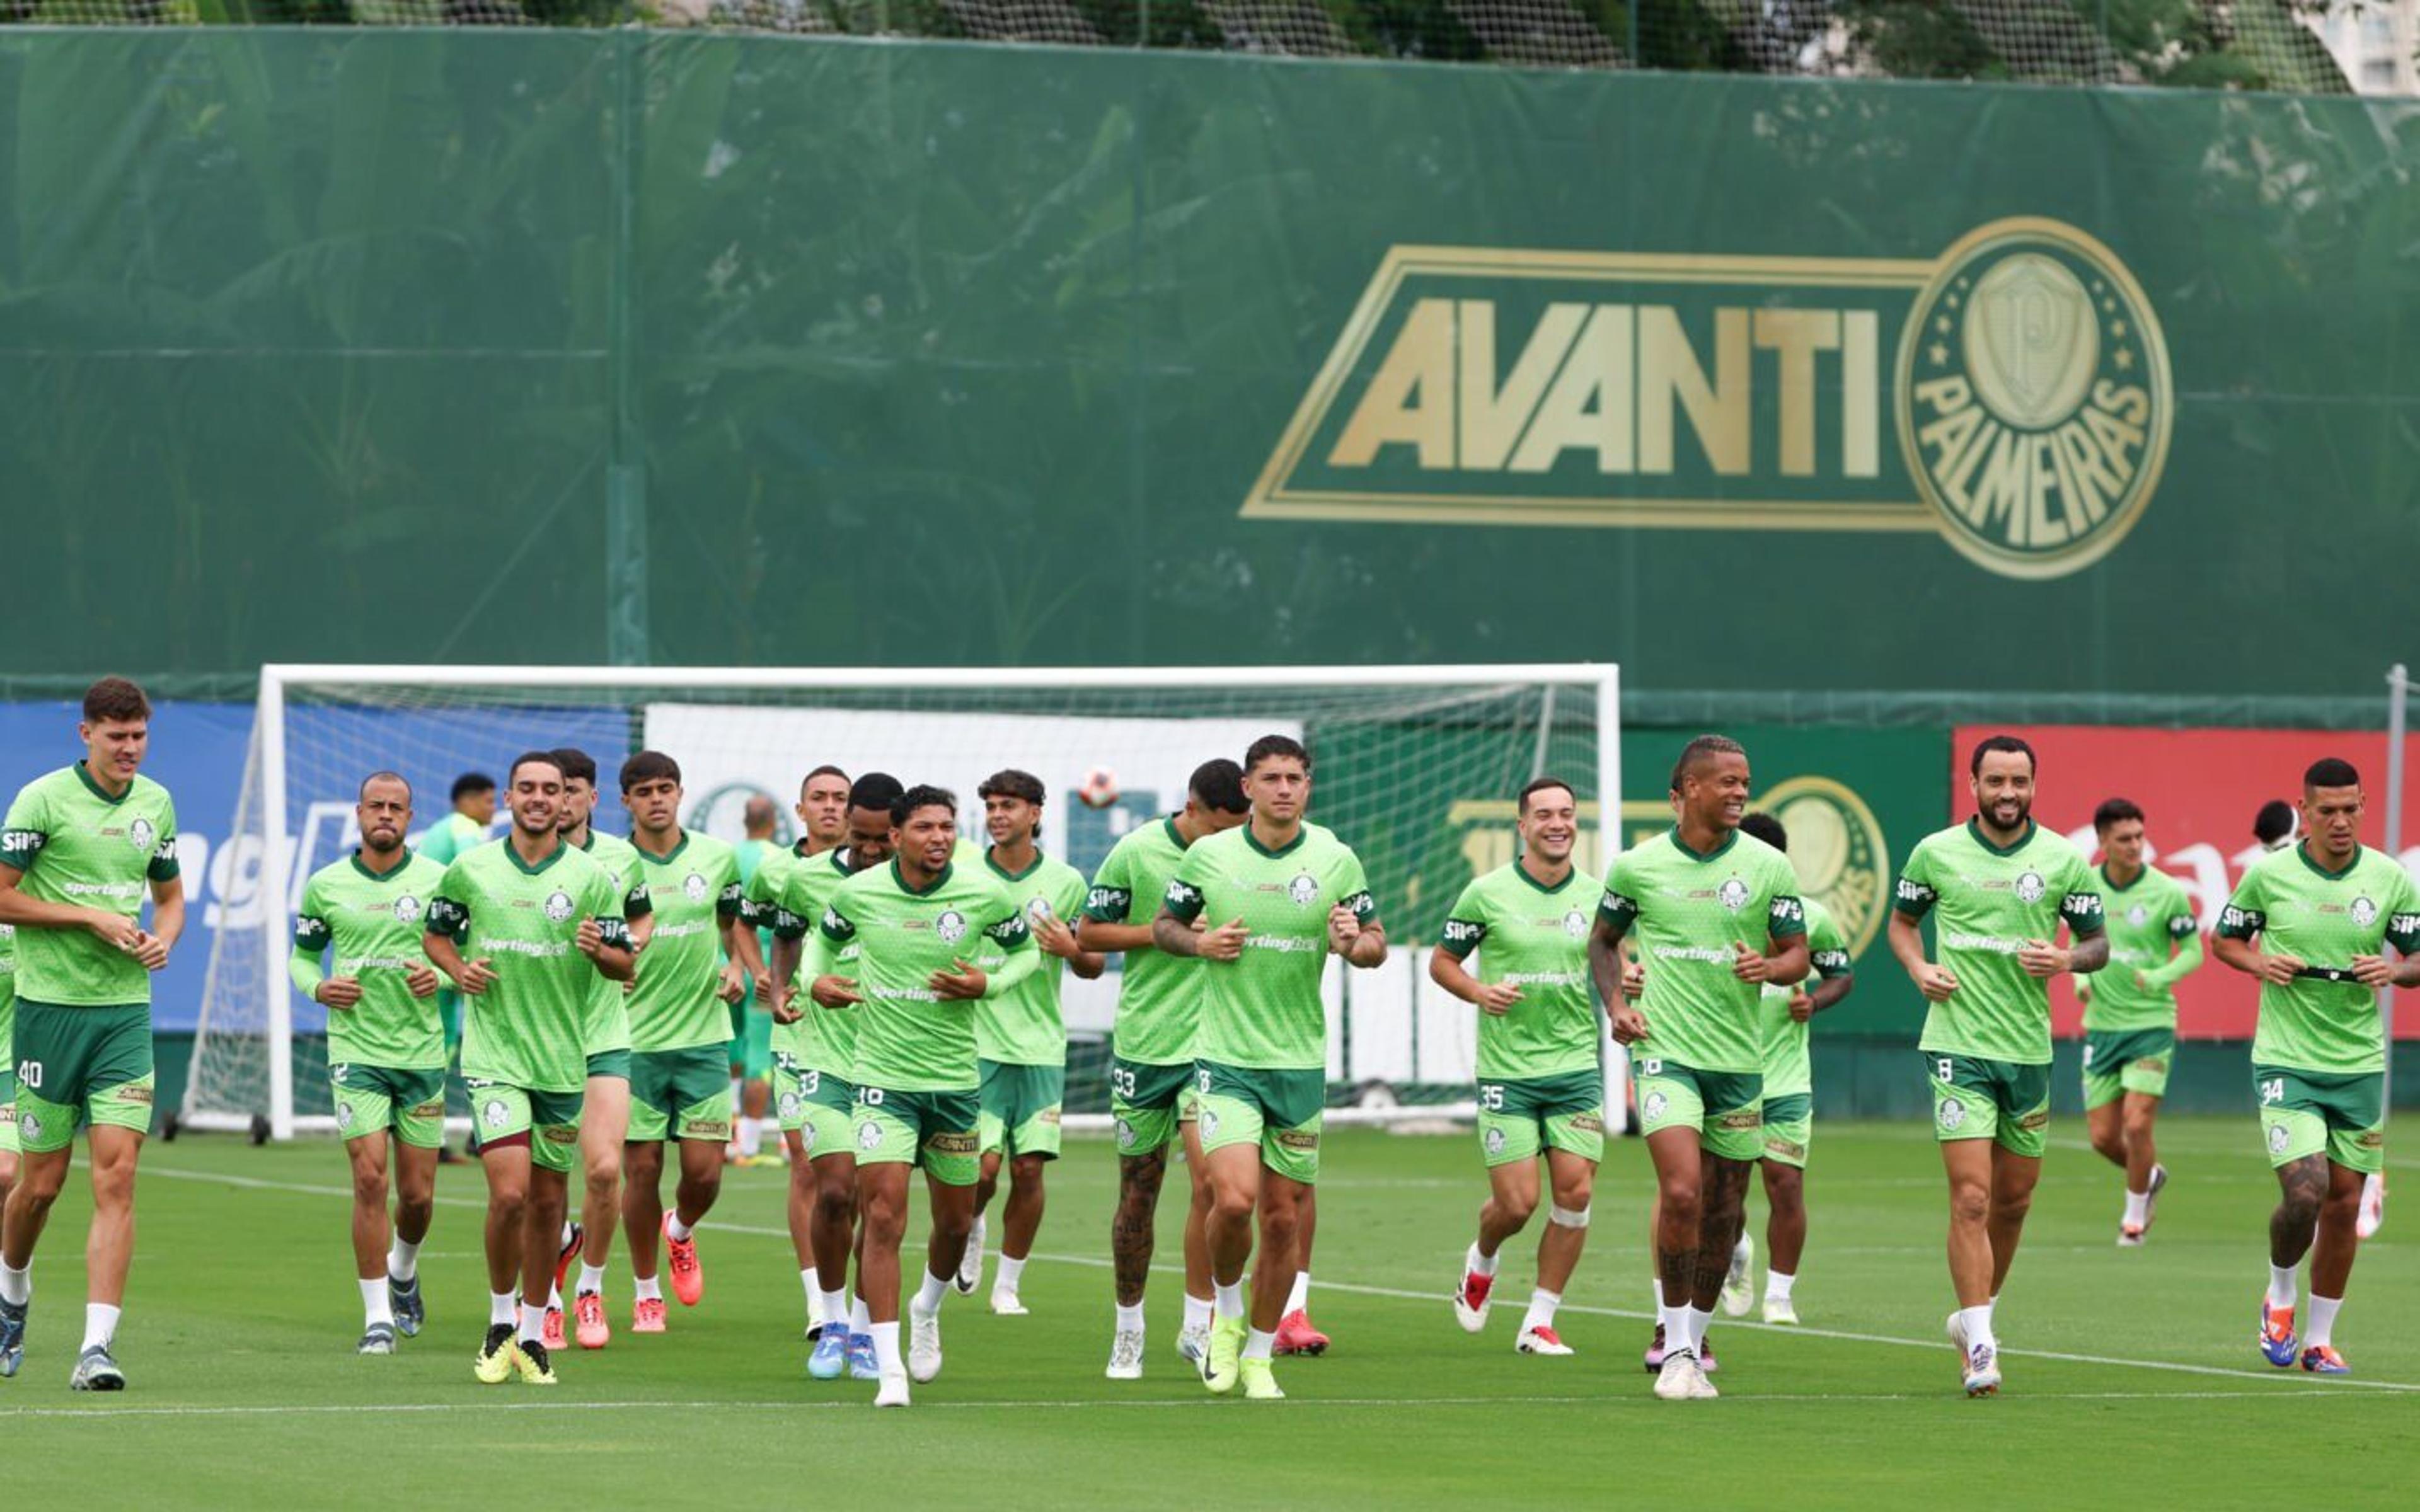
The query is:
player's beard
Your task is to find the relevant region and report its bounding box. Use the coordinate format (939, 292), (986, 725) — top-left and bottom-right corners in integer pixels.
(1988, 796), (2031, 831)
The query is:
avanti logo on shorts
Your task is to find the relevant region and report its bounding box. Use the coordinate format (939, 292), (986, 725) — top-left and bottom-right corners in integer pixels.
(1276, 1130), (1319, 1150)
(929, 1131), (979, 1155)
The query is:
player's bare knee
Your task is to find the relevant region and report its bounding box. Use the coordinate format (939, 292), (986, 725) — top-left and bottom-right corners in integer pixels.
(1011, 1155), (1046, 1193)
(1763, 1167), (1804, 1213)
(2122, 1108), (2156, 1143)
(351, 1169), (390, 1209)
(1659, 1179), (1703, 1227)
(1948, 1181), (1990, 1226)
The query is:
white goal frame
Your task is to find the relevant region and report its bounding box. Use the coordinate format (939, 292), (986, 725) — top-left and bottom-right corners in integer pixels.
(192, 662), (1622, 1140)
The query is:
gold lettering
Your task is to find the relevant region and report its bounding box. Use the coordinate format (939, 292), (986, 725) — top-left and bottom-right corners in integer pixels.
(2079, 400), (2146, 477)
(1329, 298), (1455, 469)
(1459, 301), (1586, 470)
(1842, 311), (1879, 478)
(1639, 307), (1749, 476)
(1954, 422), (2028, 541)
(2053, 421), (2117, 529)
(1915, 381), (1983, 472)
(1509, 305), (1635, 474)
(2090, 379), (2151, 428)
(1753, 309), (1839, 477)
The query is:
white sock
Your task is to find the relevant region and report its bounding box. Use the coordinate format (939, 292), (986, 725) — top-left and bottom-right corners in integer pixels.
(872, 1319), (902, 1375)
(1656, 1292), (1685, 1347)
(1766, 1269), (1796, 1303)
(666, 1215), (694, 1244)
(1957, 1303), (1995, 1351)
(824, 1289), (850, 1329)
(633, 1274), (663, 1302)
(0, 1263), (29, 1307)
(82, 1303), (122, 1354)
(1183, 1292), (1214, 1331)
(387, 1235), (421, 1284)
(2307, 1294), (2343, 1348)
(2267, 1263), (2298, 1310)
(994, 1256), (1027, 1295)
(1115, 1302), (1145, 1332)
(2123, 1189), (2149, 1227)
(1521, 1288), (1560, 1335)
(359, 1278), (393, 1328)
(489, 1290), (517, 1327)
(1243, 1326), (1276, 1361)
(851, 1295), (873, 1334)
(519, 1300), (548, 1344)
(801, 1268), (821, 1322)
(1466, 1240), (1499, 1278)
(1214, 1280), (1246, 1321)
(737, 1117), (763, 1157)
(1682, 1303), (1715, 1354)
(577, 1263), (606, 1297)
(913, 1268), (949, 1315)
(1286, 1270), (1311, 1314)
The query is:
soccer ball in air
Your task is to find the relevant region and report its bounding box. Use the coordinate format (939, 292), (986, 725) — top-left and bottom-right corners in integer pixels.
(1078, 767), (1121, 810)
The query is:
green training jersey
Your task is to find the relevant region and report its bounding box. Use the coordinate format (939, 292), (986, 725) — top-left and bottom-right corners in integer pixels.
(768, 845), (867, 1077)
(418, 811), (489, 868)
(1084, 816), (1210, 1067)
(1757, 896), (1853, 1101)
(1894, 818), (2103, 1066)
(2218, 842), (2420, 1075)
(809, 858), (1038, 1092)
(576, 830), (649, 1056)
(0, 764), (180, 1008)
(2082, 864), (2201, 1034)
(1599, 827), (1807, 1075)
(430, 837), (631, 1093)
(971, 849), (1086, 1067)
(734, 836), (780, 976)
(628, 832), (744, 1054)
(1164, 822), (1376, 1073)
(292, 849), (451, 1069)
(1438, 859), (1603, 1080)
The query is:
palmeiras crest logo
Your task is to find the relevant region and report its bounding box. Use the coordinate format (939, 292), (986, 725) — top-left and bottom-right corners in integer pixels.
(2015, 871), (2046, 905)
(394, 895), (423, 924)
(1717, 878), (1750, 913)
(1288, 873), (1319, 907)
(544, 890), (575, 924)
(935, 910), (968, 945)
(2352, 896), (2378, 928)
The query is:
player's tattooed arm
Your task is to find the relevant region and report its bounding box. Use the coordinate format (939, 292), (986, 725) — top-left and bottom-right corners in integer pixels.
(1587, 915), (1647, 1043)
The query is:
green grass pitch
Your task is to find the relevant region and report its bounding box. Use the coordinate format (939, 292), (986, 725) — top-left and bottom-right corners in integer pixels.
(3, 1118), (2414, 1507)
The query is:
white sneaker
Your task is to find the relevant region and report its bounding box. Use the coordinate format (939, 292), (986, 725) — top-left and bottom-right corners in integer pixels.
(2357, 1172), (2387, 1239)
(1761, 1295), (1799, 1326)
(874, 1369), (911, 1407)
(1962, 1340), (2002, 1397)
(1720, 1234), (1754, 1318)
(1945, 1310), (1969, 1355)
(908, 1302), (944, 1383)
(1452, 1264), (1494, 1334)
(989, 1291), (1028, 1317)
(1652, 1349), (1701, 1401)
(1106, 1328), (1146, 1380)
(955, 1218), (986, 1295)
(1515, 1323), (1572, 1356)
(1176, 1322), (1210, 1363)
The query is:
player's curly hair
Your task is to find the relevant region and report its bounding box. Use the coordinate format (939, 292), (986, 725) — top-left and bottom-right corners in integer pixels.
(890, 783), (957, 826)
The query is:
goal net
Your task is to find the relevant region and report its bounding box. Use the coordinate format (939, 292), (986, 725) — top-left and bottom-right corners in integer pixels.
(185, 664), (1622, 1140)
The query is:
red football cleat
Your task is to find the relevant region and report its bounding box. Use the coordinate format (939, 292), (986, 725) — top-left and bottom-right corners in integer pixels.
(631, 1297), (668, 1334)
(574, 1291), (611, 1350)
(541, 1305), (567, 1353)
(1274, 1309), (1328, 1356)
(664, 1215), (705, 1308)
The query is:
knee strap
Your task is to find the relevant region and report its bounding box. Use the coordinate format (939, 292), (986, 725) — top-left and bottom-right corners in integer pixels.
(1548, 1203), (1591, 1230)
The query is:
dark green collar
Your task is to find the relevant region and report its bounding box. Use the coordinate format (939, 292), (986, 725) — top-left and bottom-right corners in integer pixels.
(2296, 840), (2363, 881)
(74, 761), (130, 805)
(2099, 861), (2145, 893)
(1668, 825), (1737, 863)
(506, 834), (568, 875)
(892, 857), (954, 896)
(1966, 816), (2036, 857)
(986, 847), (1047, 883)
(633, 830), (689, 866)
(1514, 855), (1579, 893)
(1244, 822), (1307, 860)
(1163, 816), (1189, 851)
(350, 846), (414, 881)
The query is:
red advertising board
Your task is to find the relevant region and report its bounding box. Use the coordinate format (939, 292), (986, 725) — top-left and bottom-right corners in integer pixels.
(1948, 726), (2420, 1040)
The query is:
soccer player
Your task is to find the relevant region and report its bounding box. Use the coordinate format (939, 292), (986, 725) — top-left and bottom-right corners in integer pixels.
(758, 772), (902, 1378)
(1436, 776), (1605, 1357)
(617, 752), (748, 1332)
(1889, 733), (2104, 1398)
(0, 677), (182, 1389)
(550, 747), (653, 1350)
(1734, 810), (1853, 1324)
(729, 769), (850, 1168)
(2253, 799), (2297, 854)
(2077, 798), (2201, 1246)
(959, 769), (1103, 1315)
(418, 771), (497, 1165)
(806, 784), (1038, 1407)
(1082, 758), (1249, 1378)
(289, 772), (451, 1353)
(2213, 757), (2420, 1376)
(425, 752), (635, 1387)
(1586, 735), (1807, 1402)
(1155, 734), (1386, 1402)
(727, 794), (784, 1166)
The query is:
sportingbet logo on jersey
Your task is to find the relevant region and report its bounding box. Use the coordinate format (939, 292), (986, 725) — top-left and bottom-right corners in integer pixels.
(1246, 219), (2170, 580)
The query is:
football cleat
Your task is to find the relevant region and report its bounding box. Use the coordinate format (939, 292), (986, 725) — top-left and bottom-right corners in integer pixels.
(847, 1332), (879, 1381)
(1273, 1309), (1328, 1357)
(2300, 1344), (2349, 1375)
(631, 1297), (667, 1334)
(954, 1216), (986, 1296)
(1516, 1324), (1572, 1356)
(874, 1370), (911, 1407)
(552, 1222), (584, 1298)
(1720, 1234), (1754, 1317)
(541, 1305), (567, 1353)
(356, 1322), (397, 1356)
(2118, 1223), (2146, 1248)
(388, 1274), (425, 1337)
(2259, 1302), (2300, 1368)
(908, 1302), (944, 1383)
(1106, 1327), (1146, 1380)
(573, 1292), (609, 1350)
(1453, 1266), (1494, 1333)
(513, 1337), (558, 1385)
(473, 1324), (520, 1385)
(1239, 1356), (1286, 1400)
(0, 1295), (28, 1378)
(69, 1346), (127, 1392)
(989, 1291), (1028, 1317)
(808, 1326), (849, 1380)
(2356, 1172), (2386, 1240)
(1176, 1322), (1211, 1365)
(664, 1215), (705, 1307)
(1962, 1341), (2001, 1397)
(1642, 1322), (1668, 1373)
(1202, 1316), (1245, 1394)
(1762, 1296), (1799, 1326)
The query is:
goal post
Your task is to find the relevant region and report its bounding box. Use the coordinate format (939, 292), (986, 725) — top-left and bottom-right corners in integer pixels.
(186, 663), (1623, 1140)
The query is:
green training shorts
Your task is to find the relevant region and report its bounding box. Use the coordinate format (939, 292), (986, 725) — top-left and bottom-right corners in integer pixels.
(1633, 1055), (1763, 1162)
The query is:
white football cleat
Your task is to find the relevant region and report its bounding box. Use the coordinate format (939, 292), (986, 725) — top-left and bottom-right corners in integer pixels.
(1516, 1324), (1573, 1356)
(908, 1302), (945, 1383)
(1105, 1328), (1146, 1380)
(1761, 1295), (1799, 1326)
(1719, 1234), (1754, 1318)
(874, 1370), (911, 1407)
(1962, 1341), (2002, 1397)
(2356, 1172), (2386, 1240)
(1176, 1322), (1210, 1364)
(1452, 1264), (1494, 1334)
(954, 1217), (986, 1295)
(988, 1291), (1028, 1317)
(1653, 1350), (1709, 1400)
